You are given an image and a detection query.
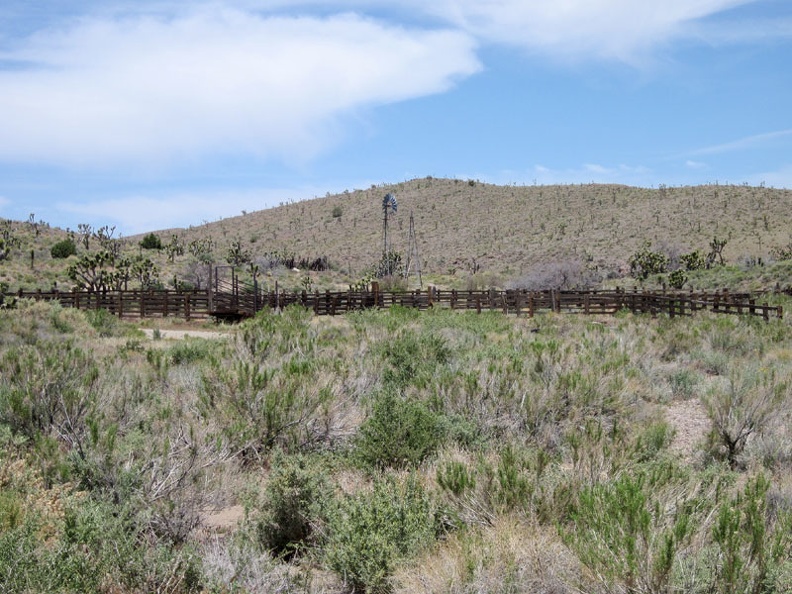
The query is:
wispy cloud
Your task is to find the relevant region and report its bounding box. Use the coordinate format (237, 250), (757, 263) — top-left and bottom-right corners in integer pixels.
(414, 0), (757, 63)
(476, 163), (654, 187)
(0, 7), (479, 167)
(56, 185), (325, 234)
(691, 129), (792, 156)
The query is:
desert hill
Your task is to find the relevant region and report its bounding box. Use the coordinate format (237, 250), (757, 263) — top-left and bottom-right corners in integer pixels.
(2, 177), (792, 291)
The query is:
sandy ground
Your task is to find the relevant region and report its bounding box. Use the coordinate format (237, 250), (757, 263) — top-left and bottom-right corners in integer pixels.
(665, 398), (710, 460)
(141, 328), (229, 340)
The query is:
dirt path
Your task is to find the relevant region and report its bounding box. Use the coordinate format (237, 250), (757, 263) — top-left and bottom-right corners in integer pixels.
(141, 328), (229, 340)
(665, 399), (710, 460)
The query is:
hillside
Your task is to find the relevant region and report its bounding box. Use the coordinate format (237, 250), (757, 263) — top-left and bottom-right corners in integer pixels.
(2, 178), (792, 292)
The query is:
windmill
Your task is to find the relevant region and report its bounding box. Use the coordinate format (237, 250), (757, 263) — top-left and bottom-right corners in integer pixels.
(404, 211), (423, 288)
(381, 192), (399, 277)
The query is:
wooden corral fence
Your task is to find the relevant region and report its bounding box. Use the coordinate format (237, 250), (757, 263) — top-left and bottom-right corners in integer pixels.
(5, 288), (212, 320)
(4, 285), (783, 322)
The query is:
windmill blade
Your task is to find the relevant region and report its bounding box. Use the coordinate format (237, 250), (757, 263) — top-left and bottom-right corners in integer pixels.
(383, 193), (397, 213)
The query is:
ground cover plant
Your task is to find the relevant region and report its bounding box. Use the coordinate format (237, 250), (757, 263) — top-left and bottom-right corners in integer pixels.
(1, 299), (792, 592)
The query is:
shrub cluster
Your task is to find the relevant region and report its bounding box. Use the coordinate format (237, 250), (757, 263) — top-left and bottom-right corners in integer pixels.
(2, 301), (792, 593)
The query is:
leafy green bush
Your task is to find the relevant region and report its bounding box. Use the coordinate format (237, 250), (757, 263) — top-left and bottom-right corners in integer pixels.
(354, 391), (445, 471)
(325, 475), (439, 593)
(252, 452), (332, 559)
(140, 232), (163, 250)
(50, 238), (77, 259)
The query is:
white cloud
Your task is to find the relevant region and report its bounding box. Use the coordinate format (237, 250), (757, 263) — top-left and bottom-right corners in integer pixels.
(686, 160), (707, 169)
(691, 129), (792, 156)
(0, 7), (479, 167)
(416, 0), (756, 63)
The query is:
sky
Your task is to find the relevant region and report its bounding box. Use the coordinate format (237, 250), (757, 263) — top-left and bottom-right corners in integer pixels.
(0, 0), (790, 235)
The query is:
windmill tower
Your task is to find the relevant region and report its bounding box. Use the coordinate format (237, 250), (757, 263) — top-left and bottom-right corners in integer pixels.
(404, 211), (423, 288)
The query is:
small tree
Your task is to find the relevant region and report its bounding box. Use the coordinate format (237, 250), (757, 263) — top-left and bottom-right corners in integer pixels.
(0, 221), (21, 262)
(139, 232), (163, 250)
(629, 242), (669, 281)
(226, 239), (251, 267)
(165, 234), (185, 263)
(707, 236), (728, 267)
(680, 250), (706, 271)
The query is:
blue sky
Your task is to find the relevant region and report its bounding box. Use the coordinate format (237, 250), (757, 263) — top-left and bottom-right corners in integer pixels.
(0, 0), (790, 234)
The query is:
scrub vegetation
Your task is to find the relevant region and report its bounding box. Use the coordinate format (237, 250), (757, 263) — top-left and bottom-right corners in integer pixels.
(3, 179), (792, 293)
(2, 299), (792, 593)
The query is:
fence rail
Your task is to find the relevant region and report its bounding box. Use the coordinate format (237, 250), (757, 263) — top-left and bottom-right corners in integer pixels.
(4, 285), (783, 322)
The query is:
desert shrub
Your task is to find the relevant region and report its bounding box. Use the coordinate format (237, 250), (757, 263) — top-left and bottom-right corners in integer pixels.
(709, 474), (792, 594)
(507, 258), (599, 291)
(50, 238), (77, 259)
(200, 358), (333, 462)
(561, 461), (697, 594)
(378, 332), (450, 391)
(436, 459), (476, 497)
(354, 391), (445, 471)
(668, 368), (699, 399)
(165, 338), (219, 366)
(140, 232), (163, 250)
(82, 307), (124, 337)
(0, 340), (99, 460)
(251, 452), (333, 559)
(0, 497), (203, 593)
(703, 368), (787, 468)
(325, 475), (439, 593)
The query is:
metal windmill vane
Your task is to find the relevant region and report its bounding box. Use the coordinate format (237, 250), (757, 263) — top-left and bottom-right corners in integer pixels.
(382, 193), (398, 255)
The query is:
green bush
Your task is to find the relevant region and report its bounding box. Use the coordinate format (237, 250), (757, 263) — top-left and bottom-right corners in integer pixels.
(561, 462), (696, 594)
(0, 340), (99, 452)
(710, 474), (792, 594)
(140, 232), (163, 250)
(50, 238), (77, 259)
(325, 475), (439, 593)
(354, 391), (445, 471)
(252, 452), (332, 559)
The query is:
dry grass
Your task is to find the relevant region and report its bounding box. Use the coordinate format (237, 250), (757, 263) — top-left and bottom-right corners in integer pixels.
(393, 517), (586, 594)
